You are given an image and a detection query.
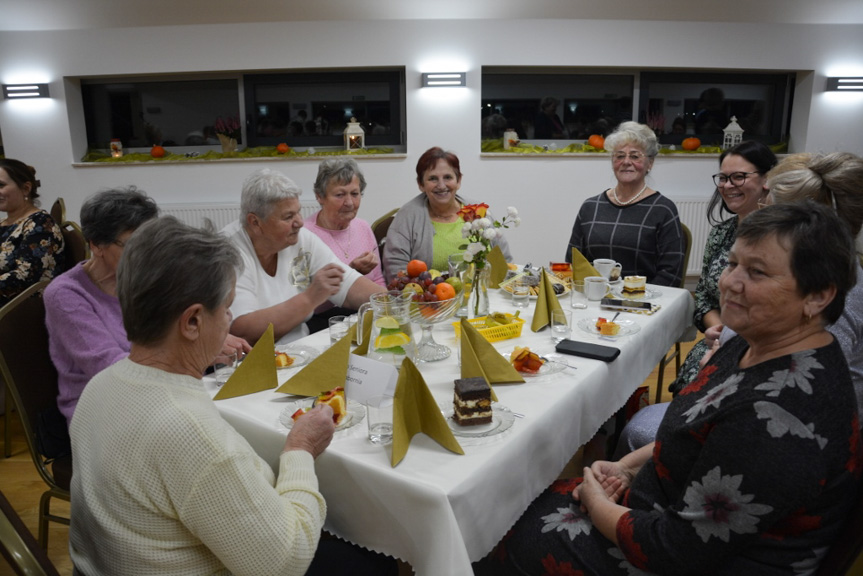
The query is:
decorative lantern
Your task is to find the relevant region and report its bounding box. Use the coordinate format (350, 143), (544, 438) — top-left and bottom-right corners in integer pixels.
(110, 138), (123, 158)
(343, 117), (365, 151)
(722, 116), (744, 149)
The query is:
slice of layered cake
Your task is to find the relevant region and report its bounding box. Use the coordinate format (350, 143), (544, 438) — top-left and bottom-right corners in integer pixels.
(453, 377), (493, 426)
(622, 275), (646, 298)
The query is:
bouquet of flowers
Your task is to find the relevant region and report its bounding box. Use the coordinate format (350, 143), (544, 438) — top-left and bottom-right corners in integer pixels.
(214, 115), (241, 140)
(457, 203), (520, 315)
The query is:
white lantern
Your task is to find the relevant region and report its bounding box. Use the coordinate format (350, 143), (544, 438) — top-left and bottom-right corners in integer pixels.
(343, 117), (365, 151)
(722, 116), (744, 149)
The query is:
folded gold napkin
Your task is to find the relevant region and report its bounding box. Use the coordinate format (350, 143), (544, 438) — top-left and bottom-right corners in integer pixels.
(213, 324), (278, 400)
(351, 310), (374, 356)
(392, 358), (464, 467)
(487, 245), (509, 289)
(460, 318), (525, 401)
(531, 268), (564, 332)
(275, 329), (351, 396)
(571, 247), (600, 282)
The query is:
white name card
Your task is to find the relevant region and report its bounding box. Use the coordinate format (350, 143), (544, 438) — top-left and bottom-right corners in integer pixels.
(344, 354), (398, 406)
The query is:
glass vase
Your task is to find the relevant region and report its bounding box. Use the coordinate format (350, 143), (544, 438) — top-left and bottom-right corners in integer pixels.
(466, 265), (490, 318)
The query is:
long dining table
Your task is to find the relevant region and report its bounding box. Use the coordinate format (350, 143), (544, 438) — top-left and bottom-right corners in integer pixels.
(205, 283), (694, 576)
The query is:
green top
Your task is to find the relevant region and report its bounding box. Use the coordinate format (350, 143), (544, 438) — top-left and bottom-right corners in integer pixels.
(431, 219), (465, 272)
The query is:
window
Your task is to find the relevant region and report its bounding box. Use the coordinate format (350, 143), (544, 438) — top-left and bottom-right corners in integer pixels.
(482, 68), (633, 140)
(639, 71), (795, 146)
(481, 67), (795, 149)
(244, 69), (406, 149)
(81, 77), (240, 149)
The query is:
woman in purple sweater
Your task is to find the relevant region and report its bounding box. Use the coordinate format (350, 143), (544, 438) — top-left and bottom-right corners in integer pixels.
(45, 188), (248, 427)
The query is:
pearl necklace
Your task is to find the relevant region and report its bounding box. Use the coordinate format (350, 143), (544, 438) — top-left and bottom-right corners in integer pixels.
(611, 183), (648, 206)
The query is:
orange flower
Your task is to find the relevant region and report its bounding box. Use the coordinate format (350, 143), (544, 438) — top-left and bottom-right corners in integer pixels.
(457, 203), (489, 222)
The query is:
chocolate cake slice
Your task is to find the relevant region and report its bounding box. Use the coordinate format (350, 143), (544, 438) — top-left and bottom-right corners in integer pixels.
(453, 377), (492, 426)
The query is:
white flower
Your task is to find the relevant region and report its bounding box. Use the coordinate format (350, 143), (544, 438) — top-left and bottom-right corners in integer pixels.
(680, 466), (773, 543)
(462, 222), (473, 235)
(512, 217), (521, 226)
(463, 251), (474, 262)
(507, 206), (519, 217)
(483, 228), (498, 240)
(466, 242), (485, 255)
(540, 506), (592, 540)
(475, 217), (492, 230)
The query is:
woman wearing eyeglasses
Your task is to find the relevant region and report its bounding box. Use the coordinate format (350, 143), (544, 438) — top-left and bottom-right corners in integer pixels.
(565, 121), (685, 287)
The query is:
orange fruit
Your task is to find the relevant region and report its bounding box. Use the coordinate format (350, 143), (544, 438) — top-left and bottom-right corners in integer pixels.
(435, 282), (456, 300)
(682, 137), (701, 151)
(276, 143), (290, 154)
(588, 134), (605, 150)
(150, 145), (166, 158)
(406, 259), (428, 277)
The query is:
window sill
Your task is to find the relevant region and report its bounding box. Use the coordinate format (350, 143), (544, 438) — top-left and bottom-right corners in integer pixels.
(73, 147), (406, 166)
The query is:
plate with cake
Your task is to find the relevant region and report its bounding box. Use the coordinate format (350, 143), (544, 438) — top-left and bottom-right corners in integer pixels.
(445, 377), (515, 442)
(278, 387), (365, 432)
(610, 276), (661, 300)
(577, 317), (641, 339)
(274, 345), (319, 370)
(502, 347), (567, 378)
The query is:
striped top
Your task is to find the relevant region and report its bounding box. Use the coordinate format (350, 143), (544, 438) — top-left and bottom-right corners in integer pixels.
(565, 191), (685, 287)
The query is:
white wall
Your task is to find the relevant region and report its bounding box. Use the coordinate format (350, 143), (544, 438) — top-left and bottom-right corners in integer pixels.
(1, 19), (862, 265)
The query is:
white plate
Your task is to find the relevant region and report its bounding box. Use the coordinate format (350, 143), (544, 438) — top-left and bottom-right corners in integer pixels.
(500, 283), (570, 300)
(441, 403), (515, 443)
(610, 286), (662, 300)
(278, 399), (365, 432)
(501, 352), (567, 377)
(577, 317), (641, 339)
(274, 345), (319, 370)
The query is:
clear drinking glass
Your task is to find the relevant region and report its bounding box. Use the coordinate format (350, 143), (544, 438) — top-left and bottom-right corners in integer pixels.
(570, 280), (588, 309)
(512, 278), (530, 308)
(366, 394), (394, 444)
(551, 309), (572, 344)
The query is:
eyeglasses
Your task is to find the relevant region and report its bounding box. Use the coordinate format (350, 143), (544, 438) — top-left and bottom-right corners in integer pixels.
(612, 152), (647, 162)
(712, 171), (759, 187)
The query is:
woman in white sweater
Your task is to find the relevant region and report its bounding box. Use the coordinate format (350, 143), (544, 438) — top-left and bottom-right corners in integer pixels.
(69, 216), (394, 576)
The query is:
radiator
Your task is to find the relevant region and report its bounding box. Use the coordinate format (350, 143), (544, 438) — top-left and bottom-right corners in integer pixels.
(160, 202), (319, 230)
(675, 197), (712, 278)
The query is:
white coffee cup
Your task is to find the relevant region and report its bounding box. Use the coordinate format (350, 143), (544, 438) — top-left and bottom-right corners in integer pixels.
(593, 259), (622, 282)
(584, 276), (609, 301)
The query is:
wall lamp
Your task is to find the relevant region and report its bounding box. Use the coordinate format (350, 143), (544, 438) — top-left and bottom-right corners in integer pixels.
(826, 77), (863, 91)
(421, 73), (466, 88)
(2, 83), (50, 99)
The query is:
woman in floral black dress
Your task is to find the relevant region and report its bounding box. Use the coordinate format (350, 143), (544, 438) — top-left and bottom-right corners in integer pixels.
(480, 202), (862, 575)
(0, 158), (64, 306)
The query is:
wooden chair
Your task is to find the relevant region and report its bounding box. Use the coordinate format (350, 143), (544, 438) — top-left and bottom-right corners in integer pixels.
(59, 220), (89, 271)
(0, 488), (60, 576)
(49, 198), (66, 227)
(816, 479), (863, 576)
(0, 281), (71, 548)
(654, 222), (693, 403)
(371, 208), (398, 276)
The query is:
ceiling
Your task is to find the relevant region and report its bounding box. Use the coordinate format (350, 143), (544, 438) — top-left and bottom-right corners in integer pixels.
(3, 0), (863, 31)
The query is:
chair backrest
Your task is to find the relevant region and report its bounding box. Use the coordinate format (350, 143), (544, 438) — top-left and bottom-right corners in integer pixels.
(371, 208), (398, 276)
(49, 198), (66, 227)
(60, 220), (89, 271)
(680, 223), (693, 289)
(816, 478), (863, 576)
(0, 281), (69, 488)
(0, 488), (60, 576)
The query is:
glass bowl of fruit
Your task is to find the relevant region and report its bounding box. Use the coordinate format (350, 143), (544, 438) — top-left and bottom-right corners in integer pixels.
(388, 260), (464, 362)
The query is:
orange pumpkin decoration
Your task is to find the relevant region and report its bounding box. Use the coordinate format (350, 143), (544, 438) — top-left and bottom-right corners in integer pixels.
(150, 145), (166, 158)
(276, 143), (290, 154)
(588, 134), (605, 150)
(681, 137), (701, 151)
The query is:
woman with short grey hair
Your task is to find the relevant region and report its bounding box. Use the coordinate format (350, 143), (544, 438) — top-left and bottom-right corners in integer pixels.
(225, 167), (385, 345)
(565, 120), (685, 287)
(45, 188), (249, 427)
(68, 216), (333, 575)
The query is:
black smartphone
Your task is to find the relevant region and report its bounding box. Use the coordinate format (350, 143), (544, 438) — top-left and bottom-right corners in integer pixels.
(555, 339), (620, 362)
(600, 297), (652, 311)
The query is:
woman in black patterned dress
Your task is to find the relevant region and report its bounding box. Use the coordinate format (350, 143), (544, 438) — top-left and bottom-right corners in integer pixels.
(480, 202), (861, 575)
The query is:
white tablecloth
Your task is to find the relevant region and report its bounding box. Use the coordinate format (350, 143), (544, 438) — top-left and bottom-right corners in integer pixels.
(207, 285), (694, 576)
